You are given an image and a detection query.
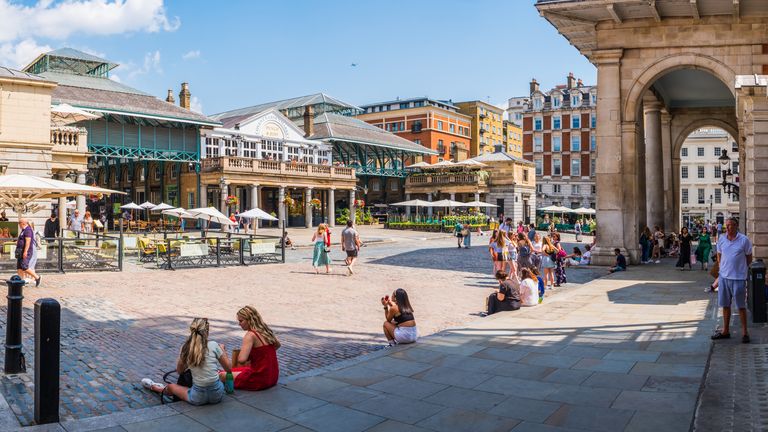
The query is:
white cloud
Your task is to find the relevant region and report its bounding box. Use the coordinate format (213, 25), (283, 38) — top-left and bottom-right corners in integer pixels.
(127, 50), (162, 78)
(182, 50), (200, 60)
(0, 0), (180, 42)
(0, 38), (52, 68)
(190, 96), (203, 114)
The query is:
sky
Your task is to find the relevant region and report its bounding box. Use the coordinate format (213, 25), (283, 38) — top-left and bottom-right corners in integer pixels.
(0, 0), (596, 115)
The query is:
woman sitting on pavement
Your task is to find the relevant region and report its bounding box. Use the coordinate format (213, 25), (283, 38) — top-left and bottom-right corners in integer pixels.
(486, 270), (522, 316)
(519, 268), (540, 307)
(382, 288), (417, 346)
(222, 306), (280, 391)
(142, 318), (231, 405)
(565, 247), (583, 267)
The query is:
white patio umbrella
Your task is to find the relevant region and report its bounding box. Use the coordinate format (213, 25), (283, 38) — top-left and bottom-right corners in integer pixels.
(430, 199), (466, 208)
(572, 207), (596, 215)
(120, 202), (143, 210)
(139, 201), (156, 209)
(463, 200), (498, 208)
(50, 103), (99, 126)
(161, 207), (191, 218)
(237, 208), (278, 221)
(184, 207), (236, 226)
(430, 160), (455, 168)
(389, 199), (433, 207)
(456, 159), (486, 167)
(151, 202), (175, 211)
(0, 173), (123, 217)
(537, 205), (563, 212)
(406, 162), (431, 169)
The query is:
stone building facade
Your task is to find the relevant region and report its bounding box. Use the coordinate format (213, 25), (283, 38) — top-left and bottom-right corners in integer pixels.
(455, 100), (505, 157)
(503, 120), (524, 158)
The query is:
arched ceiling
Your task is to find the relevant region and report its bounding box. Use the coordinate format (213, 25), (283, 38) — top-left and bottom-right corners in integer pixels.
(651, 69), (734, 109)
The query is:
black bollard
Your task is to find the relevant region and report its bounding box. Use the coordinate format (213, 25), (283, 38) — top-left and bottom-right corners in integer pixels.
(5, 275), (26, 374)
(749, 259), (767, 323)
(34, 298), (60, 424)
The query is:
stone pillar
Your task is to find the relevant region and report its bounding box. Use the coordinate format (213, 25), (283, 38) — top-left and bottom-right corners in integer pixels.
(327, 188), (336, 227)
(200, 184), (207, 207)
(250, 184), (259, 231)
(590, 49), (630, 265)
(220, 182), (228, 215)
(643, 98), (664, 230)
(305, 187), (313, 228)
(449, 192), (455, 214)
(671, 158), (681, 231)
(278, 186), (286, 229)
(661, 110), (673, 231)
(75, 171), (87, 215)
(349, 190), (356, 224)
(405, 193), (411, 219)
(57, 172), (68, 235)
(427, 192), (433, 217)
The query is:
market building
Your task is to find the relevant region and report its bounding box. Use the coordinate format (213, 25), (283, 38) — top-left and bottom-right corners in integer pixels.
(357, 97), (471, 164)
(22, 48), (220, 228)
(208, 93), (435, 226)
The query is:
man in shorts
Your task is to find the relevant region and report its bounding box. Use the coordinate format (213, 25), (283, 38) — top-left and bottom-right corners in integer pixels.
(341, 220), (361, 275)
(712, 217), (753, 343)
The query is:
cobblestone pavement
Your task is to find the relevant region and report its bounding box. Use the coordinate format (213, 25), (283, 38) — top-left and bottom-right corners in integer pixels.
(0, 232), (605, 426)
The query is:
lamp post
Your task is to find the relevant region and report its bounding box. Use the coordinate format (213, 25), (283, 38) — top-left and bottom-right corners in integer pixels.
(718, 149), (739, 200)
(709, 194), (713, 224)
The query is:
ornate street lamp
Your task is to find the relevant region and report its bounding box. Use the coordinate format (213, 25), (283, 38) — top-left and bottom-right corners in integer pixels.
(718, 149), (739, 200)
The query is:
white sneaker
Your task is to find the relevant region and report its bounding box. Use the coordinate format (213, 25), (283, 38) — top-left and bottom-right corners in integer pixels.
(141, 378), (164, 391)
(655, 260), (660, 264)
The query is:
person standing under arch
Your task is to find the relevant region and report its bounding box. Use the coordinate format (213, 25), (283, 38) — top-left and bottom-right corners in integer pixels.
(712, 217), (752, 343)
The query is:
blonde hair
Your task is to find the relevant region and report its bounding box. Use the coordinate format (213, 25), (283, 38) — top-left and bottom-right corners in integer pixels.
(237, 306), (281, 349)
(543, 236), (555, 253)
(180, 318), (210, 368)
(494, 230), (506, 248)
(316, 223), (327, 235)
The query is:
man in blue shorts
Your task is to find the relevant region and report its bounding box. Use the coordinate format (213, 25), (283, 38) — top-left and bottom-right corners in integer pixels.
(712, 217), (753, 343)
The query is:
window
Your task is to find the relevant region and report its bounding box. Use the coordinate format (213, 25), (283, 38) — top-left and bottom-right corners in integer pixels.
(681, 147), (688, 157)
(591, 92), (597, 105)
(391, 181), (398, 191)
(590, 134), (596, 151)
(590, 113), (596, 128)
(400, 103), (409, 109)
(571, 135), (581, 151)
(553, 116), (561, 130)
(698, 188), (705, 204)
(682, 166), (688, 178)
(169, 165), (177, 180)
(571, 94), (580, 107)
(450, 124), (455, 133)
(552, 96), (560, 108)
(533, 98), (543, 110)
(534, 136), (543, 152)
(714, 147), (721, 156)
(591, 158), (596, 177)
(591, 185), (596, 194)
(553, 184), (562, 194)
(732, 161), (739, 175)
(698, 166), (705, 179)
(536, 184), (543, 193)
(154, 165), (161, 181)
(534, 117), (542, 131)
(682, 188), (689, 204)
(697, 147), (704, 157)
(535, 159), (543, 176)
(572, 185), (580, 195)
(572, 116), (580, 129)
(372, 181), (380, 192)
(553, 158), (561, 176)
(523, 169), (529, 182)
(714, 166), (721, 178)
(714, 189), (721, 203)
(437, 121), (443, 130)
(571, 158), (581, 176)
(187, 192), (195, 208)
(437, 140), (445, 153)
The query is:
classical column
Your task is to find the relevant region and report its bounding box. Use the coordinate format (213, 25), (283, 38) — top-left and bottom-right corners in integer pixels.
(643, 98), (664, 229)
(75, 171), (87, 215)
(427, 192), (433, 217)
(660, 110), (673, 230)
(405, 193), (411, 218)
(200, 184), (208, 207)
(58, 172), (68, 234)
(349, 189), (356, 224)
(220, 182), (229, 215)
(278, 186), (286, 229)
(250, 184), (259, 231)
(305, 187), (313, 228)
(327, 188), (336, 227)
(590, 48), (629, 265)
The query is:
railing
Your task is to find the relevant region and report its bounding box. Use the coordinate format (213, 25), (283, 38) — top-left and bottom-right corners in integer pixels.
(406, 173), (486, 186)
(0, 231), (121, 273)
(149, 232), (284, 270)
(202, 157), (355, 180)
(50, 127), (88, 154)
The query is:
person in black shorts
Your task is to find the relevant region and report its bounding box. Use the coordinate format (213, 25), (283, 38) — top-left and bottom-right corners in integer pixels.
(341, 221), (361, 275)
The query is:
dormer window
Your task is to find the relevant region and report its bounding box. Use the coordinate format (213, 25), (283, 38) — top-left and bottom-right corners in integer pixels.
(571, 93), (581, 107)
(552, 96), (560, 108)
(533, 97), (543, 110)
(590, 91), (597, 105)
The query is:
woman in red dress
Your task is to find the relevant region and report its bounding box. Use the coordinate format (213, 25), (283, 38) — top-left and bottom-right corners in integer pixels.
(220, 305), (280, 390)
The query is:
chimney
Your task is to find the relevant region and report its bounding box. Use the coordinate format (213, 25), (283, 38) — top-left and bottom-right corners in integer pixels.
(577, 78), (583, 87)
(529, 78), (539, 95)
(567, 72), (576, 89)
(179, 82), (191, 110)
(303, 105), (314, 137)
(165, 89), (175, 104)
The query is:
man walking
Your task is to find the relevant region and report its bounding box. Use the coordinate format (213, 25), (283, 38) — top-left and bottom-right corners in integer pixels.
(341, 220), (361, 275)
(712, 217), (753, 343)
(16, 218), (41, 286)
(44, 212), (59, 240)
(69, 209), (83, 235)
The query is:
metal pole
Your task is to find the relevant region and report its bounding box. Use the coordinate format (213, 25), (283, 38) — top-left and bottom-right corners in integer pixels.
(216, 238), (221, 267)
(118, 219), (124, 273)
(5, 275), (26, 374)
(749, 259), (766, 323)
(34, 298), (60, 424)
(281, 223), (286, 263)
(57, 238), (64, 273)
(166, 238), (173, 271)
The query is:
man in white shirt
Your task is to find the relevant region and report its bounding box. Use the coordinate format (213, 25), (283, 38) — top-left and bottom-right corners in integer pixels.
(712, 217), (753, 343)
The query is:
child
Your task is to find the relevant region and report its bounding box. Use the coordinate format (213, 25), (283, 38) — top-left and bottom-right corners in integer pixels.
(609, 248), (627, 273)
(532, 267), (545, 304)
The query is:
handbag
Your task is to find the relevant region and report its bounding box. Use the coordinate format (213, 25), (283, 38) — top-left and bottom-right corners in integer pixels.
(690, 253), (697, 265)
(161, 369), (193, 403)
(14, 246), (23, 260)
(461, 229), (470, 237)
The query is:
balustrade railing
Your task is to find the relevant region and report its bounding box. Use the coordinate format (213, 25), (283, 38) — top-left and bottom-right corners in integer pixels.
(406, 173), (485, 186)
(202, 156), (355, 179)
(50, 127), (88, 153)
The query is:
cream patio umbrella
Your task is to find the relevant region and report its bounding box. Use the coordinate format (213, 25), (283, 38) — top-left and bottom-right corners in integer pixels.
(237, 208), (278, 221)
(463, 200), (498, 208)
(184, 207), (236, 230)
(406, 162), (431, 169)
(0, 173), (123, 218)
(50, 103), (99, 126)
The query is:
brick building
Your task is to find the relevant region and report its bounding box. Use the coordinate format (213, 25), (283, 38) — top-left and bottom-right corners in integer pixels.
(455, 100), (504, 157)
(521, 73), (597, 210)
(503, 120), (523, 158)
(357, 98), (471, 164)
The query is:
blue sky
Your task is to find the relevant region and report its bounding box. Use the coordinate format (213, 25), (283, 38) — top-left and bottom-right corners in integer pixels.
(1, 0), (596, 115)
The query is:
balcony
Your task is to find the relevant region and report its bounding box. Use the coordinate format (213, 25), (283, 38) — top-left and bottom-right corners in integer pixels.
(406, 172), (488, 188)
(201, 156), (355, 180)
(479, 128), (487, 135)
(50, 126), (88, 154)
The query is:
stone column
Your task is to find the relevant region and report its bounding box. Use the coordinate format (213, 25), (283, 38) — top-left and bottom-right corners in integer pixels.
(405, 193), (411, 219)
(427, 192), (433, 217)
(305, 187), (313, 228)
(278, 186), (286, 229)
(349, 190), (356, 224)
(449, 192), (455, 214)
(58, 172), (68, 235)
(250, 184), (259, 231)
(327, 188), (336, 227)
(643, 98), (664, 229)
(220, 182), (228, 215)
(200, 184), (208, 207)
(590, 49), (629, 265)
(661, 110), (673, 230)
(671, 158), (681, 232)
(75, 171), (87, 215)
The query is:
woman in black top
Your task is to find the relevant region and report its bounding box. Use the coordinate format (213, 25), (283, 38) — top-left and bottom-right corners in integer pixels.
(676, 227), (693, 270)
(487, 270), (521, 315)
(382, 288), (417, 346)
